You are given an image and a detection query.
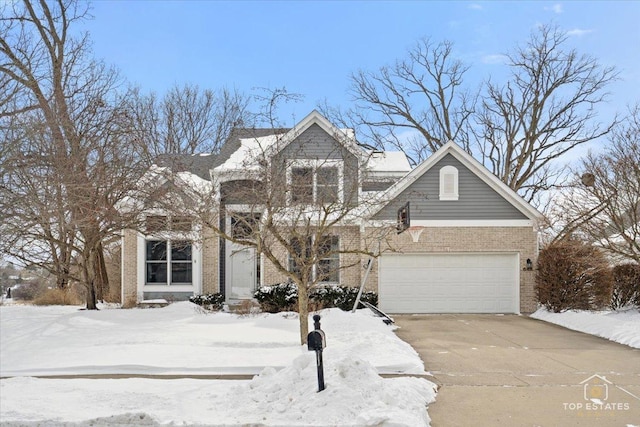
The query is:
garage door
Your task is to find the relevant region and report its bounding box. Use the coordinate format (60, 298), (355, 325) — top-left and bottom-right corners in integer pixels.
(379, 253), (519, 314)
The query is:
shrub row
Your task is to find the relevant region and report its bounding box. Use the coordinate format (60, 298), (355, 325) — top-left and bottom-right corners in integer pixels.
(254, 283), (378, 313)
(535, 241), (640, 312)
(189, 293), (225, 311)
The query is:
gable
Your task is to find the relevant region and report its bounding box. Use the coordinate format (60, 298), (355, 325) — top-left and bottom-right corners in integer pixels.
(273, 123), (360, 206)
(373, 154), (529, 221)
(276, 123), (356, 161)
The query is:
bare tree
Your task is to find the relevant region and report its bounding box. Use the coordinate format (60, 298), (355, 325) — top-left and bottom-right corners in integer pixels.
(552, 105), (639, 263)
(346, 38), (475, 166)
(155, 114), (397, 344)
(0, 0), (145, 308)
(475, 24), (618, 203)
(0, 118), (76, 290)
(341, 26), (618, 205)
(128, 84), (250, 158)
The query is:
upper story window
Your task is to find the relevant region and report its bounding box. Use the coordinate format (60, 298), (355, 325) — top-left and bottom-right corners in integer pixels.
(439, 165), (459, 201)
(291, 167), (314, 204)
(288, 160), (342, 205)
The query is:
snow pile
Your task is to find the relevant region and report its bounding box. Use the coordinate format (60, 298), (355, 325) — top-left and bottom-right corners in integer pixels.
(0, 356), (436, 426)
(531, 308), (640, 348)
(0, 303), (423, 377)
(224, 354), (436, 426)
(0, 303), (432, 425)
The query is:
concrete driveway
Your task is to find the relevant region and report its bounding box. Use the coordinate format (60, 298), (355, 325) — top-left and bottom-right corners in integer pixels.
(394, 314), (640, 427)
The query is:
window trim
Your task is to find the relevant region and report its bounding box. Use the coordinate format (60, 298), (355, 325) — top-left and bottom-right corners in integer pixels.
(286, 159), (344, 205)
(439, 165), (459, 201)
(145, 239), (193, 286)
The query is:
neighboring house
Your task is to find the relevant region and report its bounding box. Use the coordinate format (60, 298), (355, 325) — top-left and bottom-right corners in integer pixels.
(120, 111), (542, 314)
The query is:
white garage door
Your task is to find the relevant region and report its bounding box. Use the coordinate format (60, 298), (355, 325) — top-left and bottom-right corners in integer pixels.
(379, 253), (519, 314)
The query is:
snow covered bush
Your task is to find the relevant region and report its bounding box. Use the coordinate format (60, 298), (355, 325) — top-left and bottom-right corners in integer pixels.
(610, 263), (640, 310)
(254, 283), (378, 313)
(311, 285), (378, 311)
(535, 241), (613, 312)
(189, 293), (225, 311)
(254, 283), (299, 313)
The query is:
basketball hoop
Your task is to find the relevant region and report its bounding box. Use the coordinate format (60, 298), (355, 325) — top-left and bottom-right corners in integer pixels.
(407, 226), (425, 243)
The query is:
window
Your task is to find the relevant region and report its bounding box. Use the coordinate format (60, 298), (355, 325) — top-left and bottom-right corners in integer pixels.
(146, 240), (192, 285)
(439, 166), (459, 201)
(230, 213), (260, 240)
(316, 167), (339, 204)
(288, 235), (339, 283)
(289, 162), (341, 204)
(317, 235), (339, 283)
(291, 167), (314, 204)
(289, 236), (311, 281)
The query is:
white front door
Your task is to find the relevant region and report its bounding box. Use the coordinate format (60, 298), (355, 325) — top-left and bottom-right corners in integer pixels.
(226, 242), (256, 300)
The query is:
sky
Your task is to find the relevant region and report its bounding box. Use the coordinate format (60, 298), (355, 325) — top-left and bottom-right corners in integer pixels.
(83, 1), (640, 127)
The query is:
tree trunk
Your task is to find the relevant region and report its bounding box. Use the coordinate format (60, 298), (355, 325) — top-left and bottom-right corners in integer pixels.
(85, 281), (98, 310)
(93, 243), (109, 302)
(55, 273), (68, 290)
(82, 246), (99, 310)
(298, 281), (309, 345)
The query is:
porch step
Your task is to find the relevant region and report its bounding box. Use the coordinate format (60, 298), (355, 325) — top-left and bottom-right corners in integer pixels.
(226, 299), (260, 314)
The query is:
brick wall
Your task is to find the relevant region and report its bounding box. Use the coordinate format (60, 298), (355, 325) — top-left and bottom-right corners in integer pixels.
(201, 227), (219, 294)
(121, 229), (138, 308)
(123, 222), (538, 312)
(364, 226), (539, 313)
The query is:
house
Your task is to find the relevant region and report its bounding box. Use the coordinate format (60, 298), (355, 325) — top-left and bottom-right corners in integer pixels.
(120, 111), (542, 313)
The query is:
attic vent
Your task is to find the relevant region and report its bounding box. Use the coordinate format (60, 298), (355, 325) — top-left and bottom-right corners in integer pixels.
(439, 165), (459, 201)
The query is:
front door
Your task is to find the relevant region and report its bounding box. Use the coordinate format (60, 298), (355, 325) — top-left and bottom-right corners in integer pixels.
(225, 212), (260, 301)
(226, 242), (256, 300)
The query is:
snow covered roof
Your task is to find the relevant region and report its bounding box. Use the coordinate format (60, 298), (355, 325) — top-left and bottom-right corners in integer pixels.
(213, 133), (284, 172)
(155, 153), (215, 180)
(365, 151), (411, 177)
(150, 112), (412, 186)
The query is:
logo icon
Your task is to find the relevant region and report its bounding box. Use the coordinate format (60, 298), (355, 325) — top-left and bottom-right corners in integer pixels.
(563, 374), (637, 414)
(582, 375), (610, 402)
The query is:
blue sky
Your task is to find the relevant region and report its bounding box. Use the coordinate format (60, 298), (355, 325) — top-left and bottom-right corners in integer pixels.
(85, 1), (639, 126)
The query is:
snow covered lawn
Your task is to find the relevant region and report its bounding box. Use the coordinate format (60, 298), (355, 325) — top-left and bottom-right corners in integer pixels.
(0, 302), (436, 426)
(530, 308), (640, 349)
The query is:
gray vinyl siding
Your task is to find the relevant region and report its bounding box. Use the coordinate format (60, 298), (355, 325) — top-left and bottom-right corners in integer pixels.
(273, 124), (360, 206)
(363, 180), (395, 192)
(374, 154), (528, 220)
(220, 180), (263, 205)
(278, 124), (348, 159)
